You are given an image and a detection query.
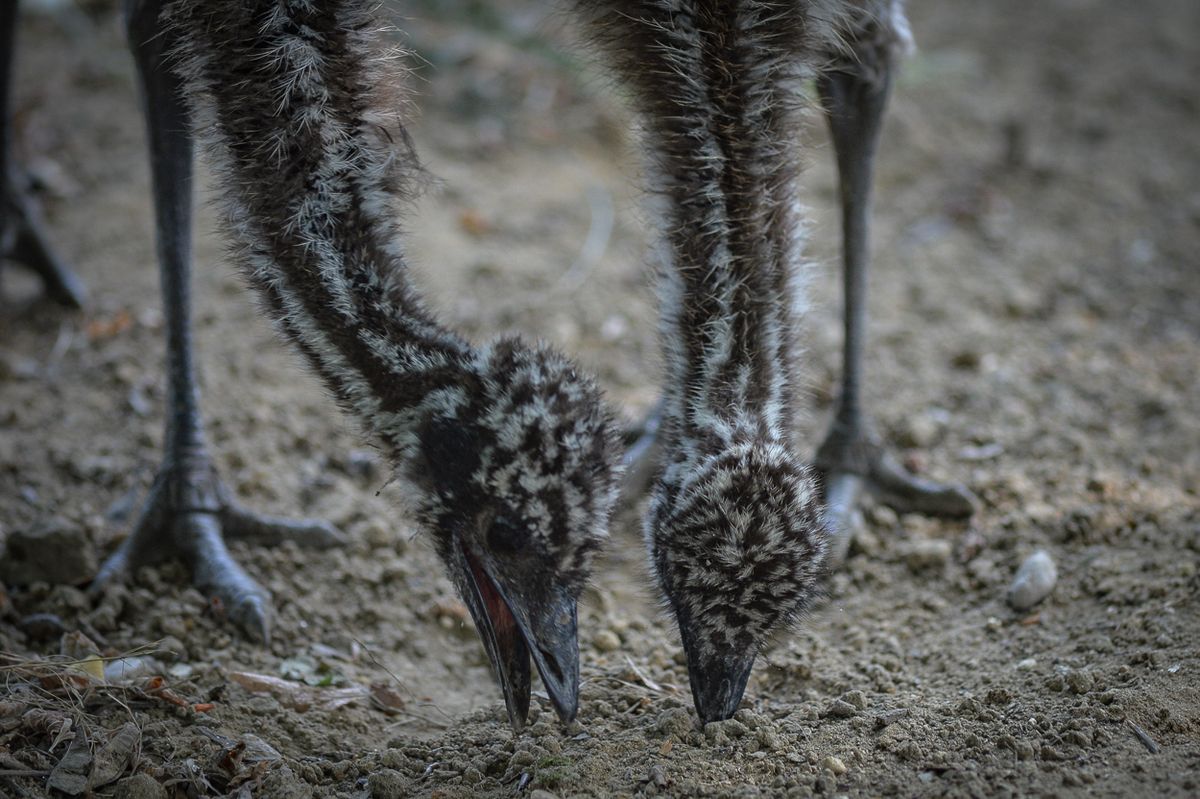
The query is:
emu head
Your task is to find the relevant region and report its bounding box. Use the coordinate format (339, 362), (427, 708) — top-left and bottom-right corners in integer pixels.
(411, 338), (621, 729)
(648, 441), (828, 723)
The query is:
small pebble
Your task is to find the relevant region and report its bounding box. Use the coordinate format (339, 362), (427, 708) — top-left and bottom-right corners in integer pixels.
(868, 504), (899, 529)
(705, 718), (748, 739)
(1066, 670), (1094, 695)
(158, 616), (189, 640)
(823, 699), (857, 719)
(841, 690), (868, 711)
(104, 656), (157, 682)
(898, 414), (940, 449)
(1017, 658), (1038, 671)
(874, 708), (909, 729)
(896, 740), (924, 761)
(1008, 550), (1057, 610)
(850, 527), (882, 557)
(901, 539), (952, 571)
(733, 708), (765, 730)
(592, 630), (621, 653)
(756, 727), (781, 752)
(822, 756), (848, 776)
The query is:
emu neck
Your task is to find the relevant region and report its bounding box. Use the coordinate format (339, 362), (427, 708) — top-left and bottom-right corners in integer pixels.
(604, 3), (813, 473)
(168, 0), (479, 462)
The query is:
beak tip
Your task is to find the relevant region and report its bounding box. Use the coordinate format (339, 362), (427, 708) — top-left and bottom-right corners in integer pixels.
(506, 692), (576, 732)
(695, 698), (739, 726)
(553, 698), (579, 725)
(685, 646), (757, 726)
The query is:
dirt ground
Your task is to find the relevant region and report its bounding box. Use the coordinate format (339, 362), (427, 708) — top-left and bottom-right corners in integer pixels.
(2, 0), (1198, 796)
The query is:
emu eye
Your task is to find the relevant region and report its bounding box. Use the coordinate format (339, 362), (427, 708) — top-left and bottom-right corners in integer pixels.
(486, 515), (523, 555)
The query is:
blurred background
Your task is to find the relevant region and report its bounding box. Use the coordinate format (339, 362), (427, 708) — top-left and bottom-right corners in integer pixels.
(1, 0), (1197, 795)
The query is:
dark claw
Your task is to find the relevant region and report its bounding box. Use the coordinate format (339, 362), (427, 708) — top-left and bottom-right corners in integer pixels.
(89, 544), (131, 595)
(230, 595), (271, 644)
(183, 514), (273, 643)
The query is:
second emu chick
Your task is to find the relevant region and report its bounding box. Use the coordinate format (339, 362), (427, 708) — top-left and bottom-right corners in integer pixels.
(577, 0), (842, 722)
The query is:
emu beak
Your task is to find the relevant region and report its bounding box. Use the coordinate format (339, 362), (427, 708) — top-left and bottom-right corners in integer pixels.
(680, 625), (757, 724)
(459, 544), (580, 730)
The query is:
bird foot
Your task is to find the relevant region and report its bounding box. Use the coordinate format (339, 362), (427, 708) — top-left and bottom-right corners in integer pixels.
(2, 173), (86, 307)
(816, 421), (977, 567)
(90, 450), (344, 642)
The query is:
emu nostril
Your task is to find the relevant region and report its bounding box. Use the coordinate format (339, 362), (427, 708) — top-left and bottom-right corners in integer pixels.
(538, 645), (565, 684)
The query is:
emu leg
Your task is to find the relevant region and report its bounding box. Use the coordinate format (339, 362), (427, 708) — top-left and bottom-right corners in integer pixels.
(816, 50), (975, 564)
(92, 0), (342, 642)
(620, 402), (662, 504)
(0, 0), (85, 307)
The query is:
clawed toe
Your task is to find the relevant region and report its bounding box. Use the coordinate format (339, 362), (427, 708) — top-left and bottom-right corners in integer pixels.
(2, 176), (86, 308)
(817, 424), (978, 568)
(821, 472), (866, 569)
(180, 513), (272, 641)
(91, 458), (345, 642)
(222, 503), (345, 549)
(867, 450), (976, 517)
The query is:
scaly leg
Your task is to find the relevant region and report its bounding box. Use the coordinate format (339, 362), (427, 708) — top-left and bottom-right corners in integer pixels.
(619, 401), (662, 505)
(91, 0), (343, 642)
(0, 0), (85, 307)
(815, 11), (975, 564)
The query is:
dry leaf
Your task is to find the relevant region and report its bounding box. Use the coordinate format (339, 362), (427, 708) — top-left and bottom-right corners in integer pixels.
(369, 682), (407, 715)
(47, 726), (91, 796)
(76, 655), (105, 682)
(39, 671), (97, 693)
(88, 722), (140, 789)
(143, 675), (193, 708)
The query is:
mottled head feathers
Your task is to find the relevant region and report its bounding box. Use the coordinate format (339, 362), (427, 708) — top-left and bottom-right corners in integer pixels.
(414, 340), (623, 591)
(649, 441), (828, 658)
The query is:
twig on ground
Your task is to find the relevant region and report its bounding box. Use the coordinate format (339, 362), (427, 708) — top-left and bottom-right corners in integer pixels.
(1125, 719), (1160, 754)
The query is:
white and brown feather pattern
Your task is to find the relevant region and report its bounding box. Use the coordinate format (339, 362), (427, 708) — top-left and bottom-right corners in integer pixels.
(165, 0), (621, 593)
(649, 442), (827, 655)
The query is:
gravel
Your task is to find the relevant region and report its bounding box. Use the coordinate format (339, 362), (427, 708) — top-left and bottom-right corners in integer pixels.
(1008, 550), (1058, 611)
